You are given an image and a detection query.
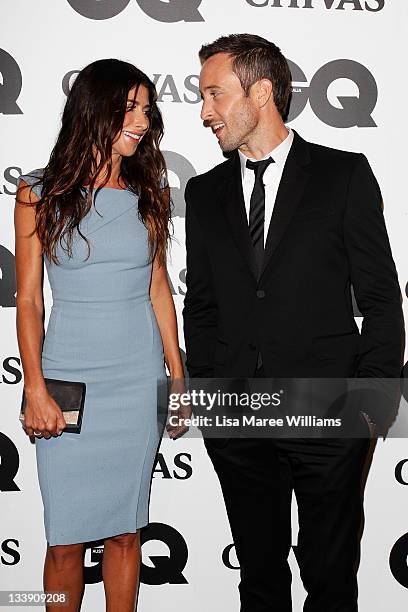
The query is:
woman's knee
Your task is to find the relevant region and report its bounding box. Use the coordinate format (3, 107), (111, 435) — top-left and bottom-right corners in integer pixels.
(105, 532), (140, 548)
(47, 543), (84, 571)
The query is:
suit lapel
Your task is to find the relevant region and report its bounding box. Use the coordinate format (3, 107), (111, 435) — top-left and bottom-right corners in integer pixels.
(216, 131), (311, 283)
(260, 131), (311, 280)
(218, 153), (258, 281)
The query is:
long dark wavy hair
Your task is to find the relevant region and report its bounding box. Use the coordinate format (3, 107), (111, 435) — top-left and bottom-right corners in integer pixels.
(21, 58), (172, 266)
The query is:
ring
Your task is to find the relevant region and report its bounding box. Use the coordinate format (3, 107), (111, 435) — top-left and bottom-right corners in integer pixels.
(33, 431), (42, 437)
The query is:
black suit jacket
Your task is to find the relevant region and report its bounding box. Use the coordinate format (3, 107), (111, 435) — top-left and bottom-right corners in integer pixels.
(183, 131), (404, 394)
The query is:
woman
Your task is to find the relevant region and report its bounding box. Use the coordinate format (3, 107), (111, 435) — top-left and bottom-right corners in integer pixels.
(15, 59), (185, 611)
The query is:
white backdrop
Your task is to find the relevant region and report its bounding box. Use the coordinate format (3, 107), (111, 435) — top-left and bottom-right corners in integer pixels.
(1, 1), (408, 610)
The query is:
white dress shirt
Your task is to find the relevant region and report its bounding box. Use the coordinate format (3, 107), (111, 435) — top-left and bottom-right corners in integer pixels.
(238, 127), (294, 247)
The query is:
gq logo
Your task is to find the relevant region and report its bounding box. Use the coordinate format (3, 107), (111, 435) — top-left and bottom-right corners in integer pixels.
(0, 49), (23, 115)
(0, 245), (17, 307)
(163, 151), (196, 218)
(287, 59), (377, 127)
(67, 0), (204, 21)
(0, 432), (20, 492)
(390, 533), (408, 589)
(84, 523), (188, 584)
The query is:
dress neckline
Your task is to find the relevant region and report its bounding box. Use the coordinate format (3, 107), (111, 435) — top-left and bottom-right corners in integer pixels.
(82, 185), (130, 192)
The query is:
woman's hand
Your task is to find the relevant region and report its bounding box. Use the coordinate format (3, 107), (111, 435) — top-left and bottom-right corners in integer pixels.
(22, 388), (66, 439)
(166, 378), (191, 441)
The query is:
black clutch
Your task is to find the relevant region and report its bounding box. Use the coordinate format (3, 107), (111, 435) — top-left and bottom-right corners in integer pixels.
(19, 378), (86, 434)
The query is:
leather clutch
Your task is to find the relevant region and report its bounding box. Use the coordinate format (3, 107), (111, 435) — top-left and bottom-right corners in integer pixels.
(19, 378), (86, 434)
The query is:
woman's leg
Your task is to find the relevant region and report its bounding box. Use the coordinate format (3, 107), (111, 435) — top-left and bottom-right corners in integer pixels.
(44, 542), (85, 611)
(102, 531), (141, 612)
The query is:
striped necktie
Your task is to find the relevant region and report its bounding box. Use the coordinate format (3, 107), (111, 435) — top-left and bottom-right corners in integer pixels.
(245, 157), (274, 275)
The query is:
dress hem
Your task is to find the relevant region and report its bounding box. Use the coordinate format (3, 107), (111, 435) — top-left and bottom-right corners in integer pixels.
(45, 520), (149, 547)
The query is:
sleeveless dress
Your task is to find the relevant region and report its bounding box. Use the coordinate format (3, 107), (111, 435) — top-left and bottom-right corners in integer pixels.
(19, 170), (167, 546)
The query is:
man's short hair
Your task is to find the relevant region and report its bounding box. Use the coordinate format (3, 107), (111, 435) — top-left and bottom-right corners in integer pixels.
(199, 33), (292, 119)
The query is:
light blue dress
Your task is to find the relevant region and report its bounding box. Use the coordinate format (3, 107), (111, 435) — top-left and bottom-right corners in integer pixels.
(19, 171), (166, 545)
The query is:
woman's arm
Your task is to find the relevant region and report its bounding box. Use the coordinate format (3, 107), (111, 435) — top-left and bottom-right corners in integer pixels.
(149, 257), (184, 379)
(150, 257), (190, 440)
(14, 180), (65, 438)
(15, 180), (46, 393)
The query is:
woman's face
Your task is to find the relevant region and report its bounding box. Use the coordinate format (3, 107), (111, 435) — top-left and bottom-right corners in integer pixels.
(112, 84), (151, 158)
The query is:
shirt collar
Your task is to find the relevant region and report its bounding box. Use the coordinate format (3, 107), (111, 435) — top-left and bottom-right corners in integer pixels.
(238, 127), (294, 179)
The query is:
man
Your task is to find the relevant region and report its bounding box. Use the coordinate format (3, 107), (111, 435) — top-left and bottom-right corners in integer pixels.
(182, 34), (404, 611)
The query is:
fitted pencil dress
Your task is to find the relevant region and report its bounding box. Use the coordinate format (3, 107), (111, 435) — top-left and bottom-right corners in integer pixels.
(20, 171), (166, 546)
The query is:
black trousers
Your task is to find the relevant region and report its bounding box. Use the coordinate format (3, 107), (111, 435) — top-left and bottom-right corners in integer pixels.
(204, 364), (372, 612)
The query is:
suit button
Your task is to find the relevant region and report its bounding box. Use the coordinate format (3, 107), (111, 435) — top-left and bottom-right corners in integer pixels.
(256, 289), (266, 298)
(249, 342), (257, 350)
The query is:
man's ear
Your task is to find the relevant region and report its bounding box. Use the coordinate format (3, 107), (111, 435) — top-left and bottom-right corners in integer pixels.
(254, 78), (273, 108)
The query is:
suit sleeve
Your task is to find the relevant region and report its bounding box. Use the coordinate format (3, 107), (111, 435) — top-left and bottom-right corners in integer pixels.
(344, 153), (405, 378)
(182, 178), (218, 378)
(344, 154), (405, 378)
(343, 155), (405, 432)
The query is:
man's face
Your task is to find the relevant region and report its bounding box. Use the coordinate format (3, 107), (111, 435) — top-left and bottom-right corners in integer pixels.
(199, 53), (259, 152)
